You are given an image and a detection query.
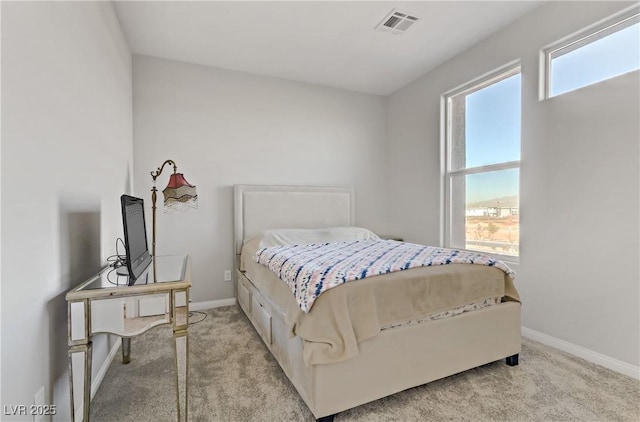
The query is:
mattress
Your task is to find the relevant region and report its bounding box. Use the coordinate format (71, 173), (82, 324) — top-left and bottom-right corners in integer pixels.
(241, 236), (520, 365)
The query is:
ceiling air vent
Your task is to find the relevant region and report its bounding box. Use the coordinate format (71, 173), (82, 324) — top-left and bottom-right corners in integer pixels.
(375, 9), (419, 34)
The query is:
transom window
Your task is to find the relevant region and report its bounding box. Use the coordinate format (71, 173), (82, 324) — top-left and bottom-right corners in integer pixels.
(542, 6), (639, 99)
(443, 63), (521, 259)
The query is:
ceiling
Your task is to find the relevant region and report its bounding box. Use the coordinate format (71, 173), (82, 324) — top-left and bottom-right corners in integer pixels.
(114, 1), (543, 95)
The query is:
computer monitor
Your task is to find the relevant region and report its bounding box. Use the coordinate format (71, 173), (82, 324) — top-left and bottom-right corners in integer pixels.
(120, 194), (152, 284)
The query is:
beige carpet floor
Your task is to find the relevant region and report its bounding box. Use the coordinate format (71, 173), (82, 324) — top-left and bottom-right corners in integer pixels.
(91, 305), (639, 422)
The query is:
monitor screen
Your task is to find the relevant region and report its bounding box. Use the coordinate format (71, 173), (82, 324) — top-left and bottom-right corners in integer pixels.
(120, 195), (152, 283)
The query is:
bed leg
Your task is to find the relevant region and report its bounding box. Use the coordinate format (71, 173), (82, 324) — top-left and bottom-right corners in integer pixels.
(506, 353), (519, 366)
(317, 415), (336, 422)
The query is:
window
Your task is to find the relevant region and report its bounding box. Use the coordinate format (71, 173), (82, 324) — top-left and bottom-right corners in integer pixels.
(543, 6), (639, 99)
(443, 63), (521, 259)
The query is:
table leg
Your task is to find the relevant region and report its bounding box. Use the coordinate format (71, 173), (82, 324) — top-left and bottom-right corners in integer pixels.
(173, 329), (189, 422)
(122, 337), (131, 364)
(68, 341), (93, 422)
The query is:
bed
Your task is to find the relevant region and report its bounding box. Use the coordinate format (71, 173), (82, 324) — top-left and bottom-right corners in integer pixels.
(233, 184), (521, 421)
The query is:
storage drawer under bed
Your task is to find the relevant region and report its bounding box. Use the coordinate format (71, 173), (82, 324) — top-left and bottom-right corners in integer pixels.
(237, 274), (252, 314)
(237, 272), (272, 345)
(251, 294), (272, 345)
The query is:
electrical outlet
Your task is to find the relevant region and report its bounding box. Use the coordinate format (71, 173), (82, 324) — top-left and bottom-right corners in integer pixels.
(224, 270), (232, 282)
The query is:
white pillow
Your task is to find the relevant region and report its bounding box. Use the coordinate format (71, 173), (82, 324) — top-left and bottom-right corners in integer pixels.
(240, 227), (379, 271)
(255, 226), (379, 248)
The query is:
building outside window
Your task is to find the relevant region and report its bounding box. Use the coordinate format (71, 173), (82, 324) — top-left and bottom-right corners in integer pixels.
(443, 63), (521, 259)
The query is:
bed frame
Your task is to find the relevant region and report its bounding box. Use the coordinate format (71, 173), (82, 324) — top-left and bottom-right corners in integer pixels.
(233, 184), (521, 421)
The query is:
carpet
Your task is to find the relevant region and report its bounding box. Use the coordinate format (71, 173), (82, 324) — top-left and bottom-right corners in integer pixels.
(90, 305), (639, 421)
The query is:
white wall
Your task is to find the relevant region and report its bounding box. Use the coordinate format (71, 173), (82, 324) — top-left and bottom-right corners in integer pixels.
(387, 1), (639, 368)
(1, 2), (132, 419)
(133, 55), (389, 303)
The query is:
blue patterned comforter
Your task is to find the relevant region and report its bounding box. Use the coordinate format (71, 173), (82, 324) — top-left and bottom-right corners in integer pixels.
(255, 239), (514, 313)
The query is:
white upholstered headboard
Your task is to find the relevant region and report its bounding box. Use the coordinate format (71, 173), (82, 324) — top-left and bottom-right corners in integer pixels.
(234, 185), (355, 255)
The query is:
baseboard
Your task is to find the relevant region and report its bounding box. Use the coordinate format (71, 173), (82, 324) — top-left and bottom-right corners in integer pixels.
(92, 338), (121, 397)
(521, 326), (639, 380)
(189, 298), (236, 311)
(75, 338), (121, 421)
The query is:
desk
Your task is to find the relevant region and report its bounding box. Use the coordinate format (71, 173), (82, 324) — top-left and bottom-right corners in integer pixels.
(66, 255), (191, 422)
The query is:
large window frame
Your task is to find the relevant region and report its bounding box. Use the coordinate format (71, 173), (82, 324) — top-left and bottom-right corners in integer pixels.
(442, 61), (521, 262)
(540, 5), (640, 100)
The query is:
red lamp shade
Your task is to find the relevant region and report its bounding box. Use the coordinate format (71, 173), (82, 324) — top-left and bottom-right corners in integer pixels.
(162, 173), (198, 213)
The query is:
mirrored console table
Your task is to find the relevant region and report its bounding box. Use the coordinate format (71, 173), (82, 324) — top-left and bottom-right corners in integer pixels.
(66, 255), (191, 422)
